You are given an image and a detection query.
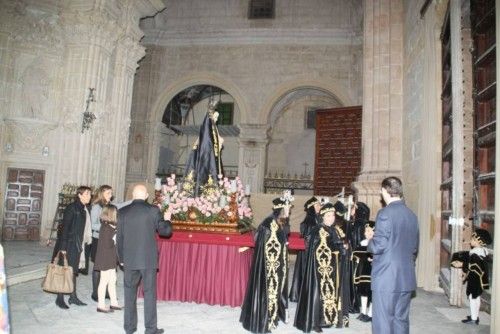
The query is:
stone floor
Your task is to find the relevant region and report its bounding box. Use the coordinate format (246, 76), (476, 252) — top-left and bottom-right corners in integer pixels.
(4, 241), (492, 334)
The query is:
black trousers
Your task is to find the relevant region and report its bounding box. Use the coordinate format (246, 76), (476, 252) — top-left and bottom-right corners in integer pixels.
(123, 269), (158, 334)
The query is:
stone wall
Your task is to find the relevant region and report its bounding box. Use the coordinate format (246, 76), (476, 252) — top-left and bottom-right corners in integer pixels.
(401, 0), (451, 292)
(126, 0), (363, 192)
(0, 0), (164, 241)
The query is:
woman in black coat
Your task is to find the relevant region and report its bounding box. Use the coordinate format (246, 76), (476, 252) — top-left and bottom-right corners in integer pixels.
(53, 186), (92, 309)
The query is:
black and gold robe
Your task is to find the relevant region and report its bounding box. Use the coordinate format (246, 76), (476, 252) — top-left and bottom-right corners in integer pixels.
(294, 223), (347, 332)
(289, 209), (319, 302)
(183, 111), (223, 196)
(240, 215), (289, 333)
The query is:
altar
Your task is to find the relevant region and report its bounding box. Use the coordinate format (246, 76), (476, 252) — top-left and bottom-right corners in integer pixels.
(154, 231), (305, 307)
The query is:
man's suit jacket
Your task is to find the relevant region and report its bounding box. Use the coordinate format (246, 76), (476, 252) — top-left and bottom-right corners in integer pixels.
(117, 199), (172, 270)
(368, 200), (419, 292)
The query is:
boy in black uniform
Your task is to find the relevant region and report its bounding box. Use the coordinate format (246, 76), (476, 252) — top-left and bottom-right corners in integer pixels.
(352, 220), (375, 322)
(451, 228), (492, 325)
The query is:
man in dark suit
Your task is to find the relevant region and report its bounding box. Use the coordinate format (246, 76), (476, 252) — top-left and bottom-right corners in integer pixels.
(365, 177), (419, 334)
(117, 184), (172, 334)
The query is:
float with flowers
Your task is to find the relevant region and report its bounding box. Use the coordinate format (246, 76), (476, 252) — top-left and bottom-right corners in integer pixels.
(155, 99), (255, 234)
(155, 174), (254, 234)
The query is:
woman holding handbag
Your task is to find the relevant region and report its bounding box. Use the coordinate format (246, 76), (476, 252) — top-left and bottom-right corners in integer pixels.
(93, 204), (122, 313)
(53, 186), (92, 309)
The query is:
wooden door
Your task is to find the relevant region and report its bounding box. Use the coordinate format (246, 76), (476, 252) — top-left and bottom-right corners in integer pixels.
(3, 168), (44, 240)
(314, 106), (362, 196)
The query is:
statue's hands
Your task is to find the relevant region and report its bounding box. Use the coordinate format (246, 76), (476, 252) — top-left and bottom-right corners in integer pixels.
(451, 260), (463, 268)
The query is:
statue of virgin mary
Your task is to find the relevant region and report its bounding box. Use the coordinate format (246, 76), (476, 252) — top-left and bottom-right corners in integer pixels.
(183, 100), (224, 197)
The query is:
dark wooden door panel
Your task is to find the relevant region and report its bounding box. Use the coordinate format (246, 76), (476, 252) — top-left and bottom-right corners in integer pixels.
(314, 106), (362, 196)
(3, 168), (44, 241)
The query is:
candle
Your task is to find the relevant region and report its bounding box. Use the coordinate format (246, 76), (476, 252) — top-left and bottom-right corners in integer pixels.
(230, 180), (237, 193)
(245, 184), (251, 195)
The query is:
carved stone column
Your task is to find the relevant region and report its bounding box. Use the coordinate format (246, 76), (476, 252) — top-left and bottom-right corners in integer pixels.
(102, 34), (147, 200)
(238, 124), (269, 193)
(352, 0), (404, 214)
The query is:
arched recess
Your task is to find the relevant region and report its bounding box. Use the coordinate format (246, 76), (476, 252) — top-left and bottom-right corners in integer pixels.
(259, 79), (351, 192)
(258, 78), (354, 125)
(146, 72), (251, 182)
(150, 72), (251, 125)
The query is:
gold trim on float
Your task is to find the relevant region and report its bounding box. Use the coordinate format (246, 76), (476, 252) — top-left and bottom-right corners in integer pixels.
(265, 220), (282, 330)
(315, 227), (338, 326)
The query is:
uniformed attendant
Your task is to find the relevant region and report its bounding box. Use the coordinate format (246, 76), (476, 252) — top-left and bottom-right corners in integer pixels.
(451, 228), (492, 325)
(352, 220), (375, 322)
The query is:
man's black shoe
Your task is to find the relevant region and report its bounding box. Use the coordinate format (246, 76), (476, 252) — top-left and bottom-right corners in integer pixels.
(154, 329), (165, 334)
(313, 326), (323, 333)
(362, 315), (372, 323)
(356, 313), (366, 320)
(91, 294), (98, 302)
(461, 316), (479, 325)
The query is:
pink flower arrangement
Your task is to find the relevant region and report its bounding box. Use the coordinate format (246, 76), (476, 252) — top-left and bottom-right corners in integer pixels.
(158, 175), (253, 225)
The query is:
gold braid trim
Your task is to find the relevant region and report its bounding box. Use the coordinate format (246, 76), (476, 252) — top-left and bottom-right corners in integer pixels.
(469, 262), (489, 290)
(265, 220), (282, 330)
(316, 228), (338, 326)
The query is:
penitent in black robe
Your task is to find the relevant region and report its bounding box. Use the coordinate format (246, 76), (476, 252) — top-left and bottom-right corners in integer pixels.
(294, 223), (348, 332)
(240, 215), (289, 333)
(183, 111), (223, 196)
(289, 208), (319, 302)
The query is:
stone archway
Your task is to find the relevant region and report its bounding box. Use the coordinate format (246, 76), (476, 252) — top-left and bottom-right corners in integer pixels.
(144, 73), (251, 184)
(259, 81), (348, 194)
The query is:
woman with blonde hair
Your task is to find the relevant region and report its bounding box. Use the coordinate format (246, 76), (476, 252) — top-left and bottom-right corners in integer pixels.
(94, 204), (122, 312)
(90, 185), (113, 301)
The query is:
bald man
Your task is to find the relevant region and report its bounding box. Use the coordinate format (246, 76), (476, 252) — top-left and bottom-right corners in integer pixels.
(117, 184), (172, 334)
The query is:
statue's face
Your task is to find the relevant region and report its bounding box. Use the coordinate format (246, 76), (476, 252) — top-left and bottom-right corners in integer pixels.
(212, 112), (219, 123)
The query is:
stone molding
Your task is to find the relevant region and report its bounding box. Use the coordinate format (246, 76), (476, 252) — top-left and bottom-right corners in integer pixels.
(142, 28), (362, 47)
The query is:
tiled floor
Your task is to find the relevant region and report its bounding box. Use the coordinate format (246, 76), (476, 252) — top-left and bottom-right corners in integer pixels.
(3, 241), (491, 334)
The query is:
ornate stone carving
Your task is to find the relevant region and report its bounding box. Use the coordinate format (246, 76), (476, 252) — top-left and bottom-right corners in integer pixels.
(4, 1), (64, 51)
(19, 63), (51, 120)
(4, 117), (57, 151)
(59, 98), (80, 132)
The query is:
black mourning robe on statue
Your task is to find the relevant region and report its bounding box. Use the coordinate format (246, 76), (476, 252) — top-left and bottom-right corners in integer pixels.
(184, 111), (223, 196)
(240, 215), (289, 333)
(294, 223), (349, 332)
(289, 208), (319, 302)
